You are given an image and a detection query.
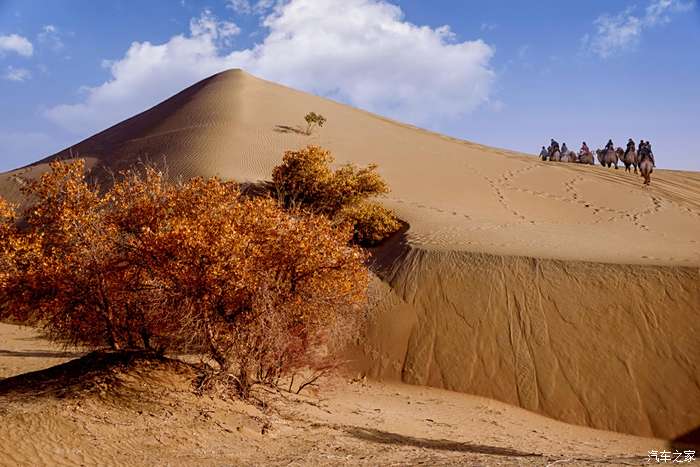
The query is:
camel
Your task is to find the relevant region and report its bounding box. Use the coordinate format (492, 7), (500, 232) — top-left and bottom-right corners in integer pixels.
(561, 150), (578, 163)
(615, 146), (625, 168)
(638, 152), (654, 185)
(621, 148), (638, 173)
(548, 146), (562, 162)
(596, 148), (618, 169)
(578, 150), (595, 165)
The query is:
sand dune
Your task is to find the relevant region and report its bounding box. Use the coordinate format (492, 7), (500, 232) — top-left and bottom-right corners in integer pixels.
(1, 69), (698, 439)
(0, 323), (670, 466)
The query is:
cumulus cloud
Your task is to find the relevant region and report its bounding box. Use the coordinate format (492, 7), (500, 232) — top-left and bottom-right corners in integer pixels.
(45, 0), (495, 135)
(583, 0), (695, 58)
(0, 34), (33, 57)
(3, 66), (31, 82)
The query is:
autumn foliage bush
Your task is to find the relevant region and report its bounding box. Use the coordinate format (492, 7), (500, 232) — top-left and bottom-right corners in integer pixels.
(0, 160), (369, 396)
(0, 198), (18, 295)
(271, 145), (400, 246)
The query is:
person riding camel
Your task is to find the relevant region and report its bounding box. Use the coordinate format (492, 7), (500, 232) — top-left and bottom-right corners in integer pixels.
(625, 138), (635, 155)
(638, 140), (656, 167)
(646, 141), (656, 166)
(605, 139), (614, 152)
(561, 142), (569, 154)
(580, 142), (590, 154)
(540, 146), (548, 160)
(550, 139), (560, 154)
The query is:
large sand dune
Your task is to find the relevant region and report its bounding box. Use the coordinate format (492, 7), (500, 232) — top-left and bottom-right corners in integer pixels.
(1, 69), (698, 439)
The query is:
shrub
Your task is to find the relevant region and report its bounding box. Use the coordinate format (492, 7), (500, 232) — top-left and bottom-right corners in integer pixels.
(304, 112), (327, 135)
(2, 160), (132, 349)
(0, 197), (18, 293)
(340, 201), (401, 247)
(271, 145), (399, 246)
(1, 160), (369, 396)
(272, 145), (334, 211)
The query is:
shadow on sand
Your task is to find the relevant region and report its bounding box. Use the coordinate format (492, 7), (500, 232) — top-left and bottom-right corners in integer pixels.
(0, 350), (184, 399)
(345, 426), (541, 459)
(0, 349), (84, 358)
(273, 125), (308, 135)
(672, 426), (700, 450)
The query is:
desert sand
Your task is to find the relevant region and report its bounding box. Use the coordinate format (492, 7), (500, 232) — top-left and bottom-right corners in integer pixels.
(0, 69), (698, 442)
(0, 323), (670, 466)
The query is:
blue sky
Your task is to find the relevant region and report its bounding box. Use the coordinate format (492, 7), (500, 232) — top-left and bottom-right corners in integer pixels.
(0, 0), (698, 172)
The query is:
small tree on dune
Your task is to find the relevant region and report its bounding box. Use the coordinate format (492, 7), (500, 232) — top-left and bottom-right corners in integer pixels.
(0, 159), (369, 396)
(304, 112), (326, 135)
(272, 145), (400, 246)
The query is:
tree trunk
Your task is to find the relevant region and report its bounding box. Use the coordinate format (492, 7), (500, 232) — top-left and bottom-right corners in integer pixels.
(203, 308), (227, 370)
(141, 328), (151, 350)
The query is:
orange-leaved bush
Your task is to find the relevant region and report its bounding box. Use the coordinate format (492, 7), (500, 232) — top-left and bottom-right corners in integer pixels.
(0, 197), (19, 295)
(1, 159), (369, 395)
(271, 145), (400, 246)
(340, 201), (403, 246)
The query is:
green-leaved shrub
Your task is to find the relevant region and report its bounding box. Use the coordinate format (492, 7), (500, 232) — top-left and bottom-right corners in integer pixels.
(304, 112), (327, 135)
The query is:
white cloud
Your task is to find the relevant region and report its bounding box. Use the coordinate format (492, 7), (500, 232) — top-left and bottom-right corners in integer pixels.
(584, 8), (644, 58)
(45, 0), (495, 136)
(3, 66), (31, 82)
(189, 9), (240, 45)
(583, 0), (695, 58)
(226, 0), (276, 15)
(645, 0), (695, 24)
(37, 24), (65, 51)
(0, 33), (33, 57)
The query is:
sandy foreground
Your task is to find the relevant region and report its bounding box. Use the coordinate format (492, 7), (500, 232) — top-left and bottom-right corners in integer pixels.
(0, 69), (698, 439)
(0, 323), (671, 467)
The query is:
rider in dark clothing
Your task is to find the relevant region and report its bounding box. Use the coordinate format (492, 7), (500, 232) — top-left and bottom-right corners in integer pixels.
(638, 140), (656, 167)
(605, 139), (614, 152)
(625, 138), (635, 155)
(561, 143), (569, 154)
(550, 139), (560, 154)
(580, 142), (590, 154)
(646, 141), (655, 166)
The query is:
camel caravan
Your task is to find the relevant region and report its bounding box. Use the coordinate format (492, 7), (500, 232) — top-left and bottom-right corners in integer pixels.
(539, 138), (656, 185)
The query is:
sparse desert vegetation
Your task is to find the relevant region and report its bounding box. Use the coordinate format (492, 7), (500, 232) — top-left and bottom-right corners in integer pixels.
(304, 111), (326, 135)
(0, 159), (369, 397)
(271, 145), (400, 246)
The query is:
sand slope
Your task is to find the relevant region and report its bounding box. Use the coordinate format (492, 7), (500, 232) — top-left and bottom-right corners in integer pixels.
(1, 69), (698, 439)
(0, 323), (668, 466)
